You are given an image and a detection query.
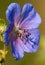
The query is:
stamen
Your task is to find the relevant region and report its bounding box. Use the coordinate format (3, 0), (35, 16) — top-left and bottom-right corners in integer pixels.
(14, 24), (24, 39)
(18, 30), (23, 39)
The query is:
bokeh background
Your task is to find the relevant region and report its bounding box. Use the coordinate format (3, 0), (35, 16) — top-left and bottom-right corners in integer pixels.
(0, 0), (45, 65)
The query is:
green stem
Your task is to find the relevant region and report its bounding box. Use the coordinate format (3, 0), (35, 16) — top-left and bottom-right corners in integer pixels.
(4, 44), (6, 51)
(0, 60), (5, 65)
(0, 63), (2, 65)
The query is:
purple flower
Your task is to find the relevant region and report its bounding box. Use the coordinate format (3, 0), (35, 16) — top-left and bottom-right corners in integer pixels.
(4, 3), (41, 60)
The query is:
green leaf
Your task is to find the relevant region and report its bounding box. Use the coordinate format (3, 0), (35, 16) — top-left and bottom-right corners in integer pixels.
(0, 18), (7, 42)
(0, 18), (7, 33)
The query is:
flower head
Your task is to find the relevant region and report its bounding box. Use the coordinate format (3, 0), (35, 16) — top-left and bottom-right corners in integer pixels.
(4, 3), (41, 60)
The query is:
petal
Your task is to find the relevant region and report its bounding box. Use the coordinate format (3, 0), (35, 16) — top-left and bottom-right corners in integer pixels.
(20, 3), (41, 29)
(6, 3), (21, 23)
(10, 37), (24, 60)
(3, 23), (13, 45)
(22, 29), (40, 52)
(20, 3), (34, 23)
(20, 13), (41, 29)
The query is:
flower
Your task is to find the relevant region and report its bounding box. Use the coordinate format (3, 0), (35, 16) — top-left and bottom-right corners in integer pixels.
(4, 3), (41, 60)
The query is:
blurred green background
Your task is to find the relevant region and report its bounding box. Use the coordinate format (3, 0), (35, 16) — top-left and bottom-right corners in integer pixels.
(0, 0), (45, 65)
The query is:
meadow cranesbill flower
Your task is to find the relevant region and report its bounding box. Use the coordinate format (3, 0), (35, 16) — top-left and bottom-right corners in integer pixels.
(4, 3), (41, 60)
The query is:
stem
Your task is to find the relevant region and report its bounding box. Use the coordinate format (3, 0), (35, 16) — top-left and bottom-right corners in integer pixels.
(0, 63), (2, 65)
(4, 44), (7, 52)
(0, 60), (5, 65)
(4, 44), (6, 51)
(4, 61), (5, 65)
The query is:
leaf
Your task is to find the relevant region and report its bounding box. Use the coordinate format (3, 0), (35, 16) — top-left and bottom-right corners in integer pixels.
(0, 18), (7, 42)
(0, 18), (7, 33)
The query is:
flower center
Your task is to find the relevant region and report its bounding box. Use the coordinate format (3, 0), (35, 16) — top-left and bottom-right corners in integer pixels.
(14, 24), (23, 39)
(15, 25), (19, 32)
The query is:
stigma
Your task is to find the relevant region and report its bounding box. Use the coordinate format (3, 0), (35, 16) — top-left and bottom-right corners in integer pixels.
(14, 24), (19, 32)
